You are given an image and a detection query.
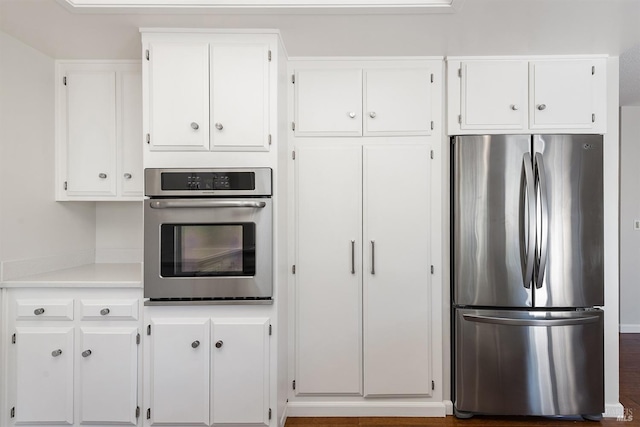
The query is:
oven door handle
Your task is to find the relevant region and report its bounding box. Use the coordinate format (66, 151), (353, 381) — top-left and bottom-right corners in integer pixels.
(149, 200), (267, 209)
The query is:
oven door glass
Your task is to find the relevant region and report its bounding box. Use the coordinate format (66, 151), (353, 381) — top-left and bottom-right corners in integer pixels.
(160, 223), (256, 277)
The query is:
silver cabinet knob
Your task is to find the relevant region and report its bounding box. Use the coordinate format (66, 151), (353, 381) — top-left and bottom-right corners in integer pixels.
(190, 122), (199, 130)
(348, 112), (356, 119)
(369, 112), (376, 118)
(510, 104), (519, 111)
(537, 104), (547, 111)
(215, 123), (223, 130)
(98, 173), (107, 179)
(82, 349), (92, 358)
(34, 308), (45, 315)
(191, 340), (200, 349)
(124, 173), (132, 180)
(215, 340), (223, 349)
(52, 349), (63, 357)
(100, 308), (110, 316)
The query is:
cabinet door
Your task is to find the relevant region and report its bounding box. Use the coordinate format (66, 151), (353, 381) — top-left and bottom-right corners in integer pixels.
(65, 69), (117, 197)
(149, 318), (210, 425)
(529, 60), (601, 130)
(210, 44), (270, 151)
(294, 69), (362, 136)
(211, 319), (270, 426)
(79, 327), (138, 425)
(14, 327), (74, 424)
(460, 60), (528, 130)
(148, 42), (210, 151)
(119, 68), (143, 197)
(363, 144), (432, 397)
(295, 144), (363, 395)
(363, 68), (432, 136)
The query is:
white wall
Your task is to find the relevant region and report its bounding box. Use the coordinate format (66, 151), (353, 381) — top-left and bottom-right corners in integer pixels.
(95, 202), (143, 263)
(620, 106), (640, 333)
(0, 31), (96, 280)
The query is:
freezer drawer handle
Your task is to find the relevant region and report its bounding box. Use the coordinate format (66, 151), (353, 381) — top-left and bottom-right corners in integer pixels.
(150, 200), (266, 209)
(462, 313), (600, 327)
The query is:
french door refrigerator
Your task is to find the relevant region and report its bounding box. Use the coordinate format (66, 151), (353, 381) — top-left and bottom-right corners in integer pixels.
(452, 134), (604, 419)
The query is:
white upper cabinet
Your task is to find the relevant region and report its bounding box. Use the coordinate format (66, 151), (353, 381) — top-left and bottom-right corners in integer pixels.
(56, 61), (142, 201)
(294, 68), (363, 136)
(210, 44), (271, 151)
(148, 42), (210, 151)
(363, 68), (433, 136)
(448, 57), (607, 135)
(529, 60), (604, 130)
(144, 33), (274, 153)
(293, 60), (439, 137)
(459, 60), (528, 131)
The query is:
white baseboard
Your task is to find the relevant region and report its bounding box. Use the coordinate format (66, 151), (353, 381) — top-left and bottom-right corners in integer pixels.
(604, 402), (625, 418)
(443, 400), (453, 415)
(279, 404), (288, 427)
(1, 250), (95, 281)
(619, 324), (640, 333)
(287, 401), (446, 417)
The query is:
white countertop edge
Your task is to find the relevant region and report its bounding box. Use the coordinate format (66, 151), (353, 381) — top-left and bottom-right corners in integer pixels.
(1, 263), (143, 288)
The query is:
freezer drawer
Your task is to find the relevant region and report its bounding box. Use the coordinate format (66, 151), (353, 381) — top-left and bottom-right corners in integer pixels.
(455, 308), (603, 417)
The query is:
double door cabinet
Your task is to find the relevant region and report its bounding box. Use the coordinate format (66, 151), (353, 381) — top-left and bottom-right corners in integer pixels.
(144, 35), (273, 152)
(56, 61), (143, 200)
(144, 316), (271, 426)
(293, 64), (438, 137)
(6, 289), (141, 427)
(294, 143), (433, 397)
(448, 58), (607, 134)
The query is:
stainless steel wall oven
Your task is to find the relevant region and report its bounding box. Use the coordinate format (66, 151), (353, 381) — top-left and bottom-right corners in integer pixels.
(144, 168), (272, 303)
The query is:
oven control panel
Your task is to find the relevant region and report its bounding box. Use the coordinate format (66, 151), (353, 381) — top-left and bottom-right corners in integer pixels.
(145, 168), (272, 197)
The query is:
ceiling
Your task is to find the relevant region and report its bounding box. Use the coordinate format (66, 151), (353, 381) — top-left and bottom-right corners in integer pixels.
(1, 0), (640, 104)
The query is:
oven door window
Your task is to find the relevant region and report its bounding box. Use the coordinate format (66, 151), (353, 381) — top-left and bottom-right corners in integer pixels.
(160, 223), (256, 277)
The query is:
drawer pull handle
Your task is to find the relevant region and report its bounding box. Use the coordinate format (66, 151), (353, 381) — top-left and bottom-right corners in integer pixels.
(100, 308), (110, 316)
(82, 349), (92, 358)
(215, 340), (223, 349)
(34, 308), (45, 315)
(191, 340), (200, 349)
(51, 349), (62, 357)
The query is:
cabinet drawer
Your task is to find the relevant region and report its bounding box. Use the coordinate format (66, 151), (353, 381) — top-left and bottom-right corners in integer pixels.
(80, 299), (139, 320)
(16, 299), (74, 320)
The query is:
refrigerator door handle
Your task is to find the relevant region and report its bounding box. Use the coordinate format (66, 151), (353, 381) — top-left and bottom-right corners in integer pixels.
(462, 313), (600, 327)
(521, 153), (536, 289)
(534, 152), (549, 290)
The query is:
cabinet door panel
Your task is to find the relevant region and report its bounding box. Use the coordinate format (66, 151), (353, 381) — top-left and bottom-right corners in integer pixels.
(294, 69), (362, 136)
(79, 327), (138, 425)
(66, 70), (117, 196)
(530, 60), (597, 129)
(149, 319), (210, 425)
(15, 327), (74, 424)
(363, 145), (432, 397)
(210, 44), (270, 151)
(120, 68), (143, 197)
(364, 68), (432, 136)
(211, 319), (269, 426)
(149, 42), (210, 151)
(295, 144), (363, 395)
(461, 61), (528, 130)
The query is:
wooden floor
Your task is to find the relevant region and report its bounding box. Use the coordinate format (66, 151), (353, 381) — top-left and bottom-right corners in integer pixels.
(286, 334), (638, 427)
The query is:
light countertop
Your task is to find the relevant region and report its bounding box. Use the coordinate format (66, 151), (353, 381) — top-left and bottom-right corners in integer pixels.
(1, 263), (142, 288)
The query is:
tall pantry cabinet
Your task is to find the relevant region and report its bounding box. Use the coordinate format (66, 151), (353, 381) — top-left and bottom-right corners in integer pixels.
(289, 59), (444, 416)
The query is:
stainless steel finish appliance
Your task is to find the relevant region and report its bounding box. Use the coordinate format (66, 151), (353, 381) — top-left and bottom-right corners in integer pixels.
(144, 168), (272, 302)
(452, 135), (604, 419)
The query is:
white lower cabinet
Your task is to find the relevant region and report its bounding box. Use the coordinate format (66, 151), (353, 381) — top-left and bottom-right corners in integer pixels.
(146, 317), (270, 426)
(295, 143), (433, 398)
(14, 327), (75, 424)
(6, 288), (142, 427)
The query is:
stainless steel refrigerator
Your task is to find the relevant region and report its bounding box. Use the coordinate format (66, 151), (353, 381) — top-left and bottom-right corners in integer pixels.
(452, 134), (604, 419)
